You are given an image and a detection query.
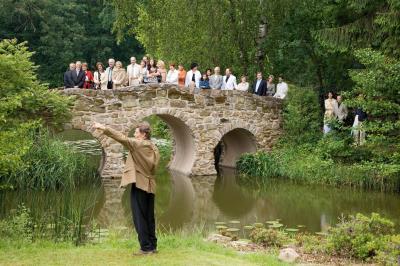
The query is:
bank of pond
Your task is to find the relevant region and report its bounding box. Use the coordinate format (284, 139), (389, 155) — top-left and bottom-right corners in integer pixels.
(0, 129), (399, 264)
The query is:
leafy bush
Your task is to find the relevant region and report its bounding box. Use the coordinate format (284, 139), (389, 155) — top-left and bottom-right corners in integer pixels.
(0, 39), (73, 183)
(376, 234), (400, 265)
(0, 204), (33, 244)
(249, 228), (287, 247)
(237, 147), (400, 191)
(326, 213), (395, 260)
(144, 115), (171, 140)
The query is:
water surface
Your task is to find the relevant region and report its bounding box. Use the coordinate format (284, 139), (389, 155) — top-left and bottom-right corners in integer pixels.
(1, 129), (399, 234)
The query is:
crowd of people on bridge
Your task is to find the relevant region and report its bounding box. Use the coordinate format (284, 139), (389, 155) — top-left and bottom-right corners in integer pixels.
(63, 57), (289, 99)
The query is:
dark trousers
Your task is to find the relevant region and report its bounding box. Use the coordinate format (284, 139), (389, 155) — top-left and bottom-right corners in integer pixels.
(130, 184), (157, 251)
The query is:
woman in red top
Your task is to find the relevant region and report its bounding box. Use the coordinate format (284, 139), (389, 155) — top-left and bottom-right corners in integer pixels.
(82, 62), (94, 89)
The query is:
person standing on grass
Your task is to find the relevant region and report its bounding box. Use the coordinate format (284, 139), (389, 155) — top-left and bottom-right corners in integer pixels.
(92, 122), (160, 255)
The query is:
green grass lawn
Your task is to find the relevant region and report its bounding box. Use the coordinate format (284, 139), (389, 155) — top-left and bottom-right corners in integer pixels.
(0, 233), (286, 266)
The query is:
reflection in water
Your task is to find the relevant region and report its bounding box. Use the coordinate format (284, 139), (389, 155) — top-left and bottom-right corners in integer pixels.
(212, 167), (255, 217)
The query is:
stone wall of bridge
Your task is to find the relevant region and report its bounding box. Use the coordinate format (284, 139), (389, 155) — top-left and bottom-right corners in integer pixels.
(61, 84), (283, 177)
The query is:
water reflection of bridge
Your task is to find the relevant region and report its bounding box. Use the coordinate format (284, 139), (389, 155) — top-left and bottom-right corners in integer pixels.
(80, 167), (400, 233)
(96, 168), (263, 230)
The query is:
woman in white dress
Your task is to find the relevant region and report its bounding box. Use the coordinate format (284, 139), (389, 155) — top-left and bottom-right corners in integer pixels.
(236, 75), (249, 92)
(93, 62), (107, 90)
(324, 92), (338, 134)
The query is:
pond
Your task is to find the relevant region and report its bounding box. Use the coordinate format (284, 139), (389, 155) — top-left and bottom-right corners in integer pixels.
(1, 129), (399, 236)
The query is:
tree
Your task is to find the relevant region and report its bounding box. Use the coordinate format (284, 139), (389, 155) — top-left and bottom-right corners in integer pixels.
(314, 0), (400, 58)
(112, 0), (264, 76)
(344, 49), (400, 143)
(0, 0), (144, 87)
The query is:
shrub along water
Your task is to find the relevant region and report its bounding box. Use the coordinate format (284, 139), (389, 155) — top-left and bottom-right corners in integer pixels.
(237, 83), (400, 192)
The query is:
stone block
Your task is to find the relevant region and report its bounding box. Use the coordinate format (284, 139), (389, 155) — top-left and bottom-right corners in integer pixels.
(167, 87), (182, 99)
(108, 103), (122, 111)
(214, 96), (226, 104)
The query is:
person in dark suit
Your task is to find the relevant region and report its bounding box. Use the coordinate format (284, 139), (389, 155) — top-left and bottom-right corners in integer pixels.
(71, 61), (86, 88)
(252, 72), (267, 96)
(63, 62), (75, 88)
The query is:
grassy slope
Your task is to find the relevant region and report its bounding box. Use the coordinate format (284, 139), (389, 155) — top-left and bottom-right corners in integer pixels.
(0, 234), (286, 266)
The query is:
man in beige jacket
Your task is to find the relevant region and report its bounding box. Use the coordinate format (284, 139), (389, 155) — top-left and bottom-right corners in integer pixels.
(93, 122), (160, 255)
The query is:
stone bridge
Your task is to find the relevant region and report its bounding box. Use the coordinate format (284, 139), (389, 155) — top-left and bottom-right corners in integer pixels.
(61, 84), (283, 177)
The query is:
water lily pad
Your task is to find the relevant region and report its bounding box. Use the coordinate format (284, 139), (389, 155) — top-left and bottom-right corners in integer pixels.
(215, 222), (226, 225)
(285, 228), (299, 233)
(216, 225), (228, 230)
(297, 225), (306, 228)
(229, 220), (241, 224)
(243, 225), (254, 230)
(253, 222), (264, 228)
(315, 232), (328, 236)
(268, 223), (283, 229)
(265, 221), (278, 225)
(226, 228), (240, 233)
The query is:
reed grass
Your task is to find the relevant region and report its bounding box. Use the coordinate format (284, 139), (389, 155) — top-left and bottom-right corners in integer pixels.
(237, 148), (400, 192)
(5, 130), (99, 190)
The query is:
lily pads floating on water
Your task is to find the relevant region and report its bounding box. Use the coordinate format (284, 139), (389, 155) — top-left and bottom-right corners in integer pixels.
(297, 225), (306, 228)
(253, 222), (264, 228)
(226, 228), (240, 233)
(315, 232), (328, 236)
(216, 225), (228, 230)
(285, 228), (299, 233)
(268, 223), (283, 229)
(265, 221), (278, 225)
(229, 220), (241, 225)
(215, 222), (226, 225)
(243, 225), (254, 230)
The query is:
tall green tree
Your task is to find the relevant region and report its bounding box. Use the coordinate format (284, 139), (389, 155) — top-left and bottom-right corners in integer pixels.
(112, 0), (265, 76)
(344, 49), (400, 143)
(0, 0), (143, 87)
(314, 0), (400, 58)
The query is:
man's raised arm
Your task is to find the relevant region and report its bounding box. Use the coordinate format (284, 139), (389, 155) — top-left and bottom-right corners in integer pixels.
(92, 122), (136, 149)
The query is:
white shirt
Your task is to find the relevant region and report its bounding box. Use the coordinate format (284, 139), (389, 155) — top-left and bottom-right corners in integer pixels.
(166, 69), (179, 84)
(127, 63), (140, 85)
(105, 67), (113, 81)
(255, 79), (262, 93)
(185, 70), (201, 88)
(221, 75), (237, 90)
(274, 82), (288, 99)
(236, 82), (249, 92)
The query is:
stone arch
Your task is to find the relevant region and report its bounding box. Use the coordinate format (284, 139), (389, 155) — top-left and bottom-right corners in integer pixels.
(129, 109), (197, 175)
(215, 126), (258, 169)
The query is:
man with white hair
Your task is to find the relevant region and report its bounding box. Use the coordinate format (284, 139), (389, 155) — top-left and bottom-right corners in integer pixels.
(209, 66), (223, 89)
(105, 58), (115, 89)
(127, 57), (140, 86)
(221, 68), (237, 90)
(72, 61), (85, 88)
